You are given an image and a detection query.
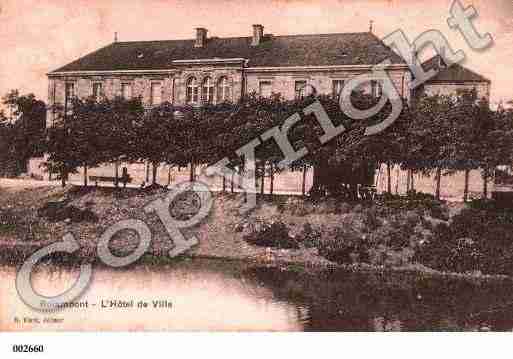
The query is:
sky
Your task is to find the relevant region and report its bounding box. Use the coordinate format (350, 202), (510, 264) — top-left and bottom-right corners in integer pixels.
(1, 0), (512, 106)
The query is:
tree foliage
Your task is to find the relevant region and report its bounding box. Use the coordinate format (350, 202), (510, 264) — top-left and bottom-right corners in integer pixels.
(4, 86), (511, 200)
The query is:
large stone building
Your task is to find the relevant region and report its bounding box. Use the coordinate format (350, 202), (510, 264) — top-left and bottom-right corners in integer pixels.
(33, 25), (492, 199)
(46, 25), (415, 126)
(47, 25), (491, 122)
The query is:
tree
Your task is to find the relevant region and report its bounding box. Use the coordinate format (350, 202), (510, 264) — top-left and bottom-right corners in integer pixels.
(1, 90), (46, 175)
(406, 93), (454, 199)
(133, 102), (176, 185)
(100, 97), (145, 186)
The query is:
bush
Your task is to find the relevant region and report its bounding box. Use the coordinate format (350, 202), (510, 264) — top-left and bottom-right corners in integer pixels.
(297, 223), (322, 248)
(243, 221), (299, 249)
(414, 205), (513, 275)
(318, 227), (369, 264)
(362, 206), (382, 231)
(38, 202), (98, 223)
(0, 209), (17, 234)
(378, 190), (449, 221)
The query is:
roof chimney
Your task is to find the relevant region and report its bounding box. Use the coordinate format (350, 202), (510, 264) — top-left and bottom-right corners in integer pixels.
(252, 24), (264, 46)
(195, 28), (207, 48)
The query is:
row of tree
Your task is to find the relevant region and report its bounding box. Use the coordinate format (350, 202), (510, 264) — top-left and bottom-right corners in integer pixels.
(2, 88), (513, 200)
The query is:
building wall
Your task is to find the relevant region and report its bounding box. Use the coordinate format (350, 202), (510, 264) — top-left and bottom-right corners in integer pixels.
(47, 65), (412, 126)
(420, 81), (490, 101)
(245, 68), (411, 100)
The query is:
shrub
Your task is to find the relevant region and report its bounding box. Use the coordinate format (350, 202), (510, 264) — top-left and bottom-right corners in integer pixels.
(318, 227), (369, 264)
(0, 209), (17, 234)
(297, 223), (322, 248)
(38, 202), (98, 223)
(243, 221), (299, 249)
(378, 190), (449, 221)
(362, 206), (382, 231)
(415, 205), (513, 275)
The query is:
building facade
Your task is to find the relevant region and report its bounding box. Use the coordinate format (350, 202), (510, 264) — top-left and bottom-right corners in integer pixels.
(415, 55), (491, 100)
(46, 25), (416, 127)
(34, 25), (492, 198)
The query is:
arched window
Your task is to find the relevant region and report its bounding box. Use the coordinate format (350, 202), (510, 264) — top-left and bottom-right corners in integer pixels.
(217, 77), (231, 103)
(202, 77), (214, 104)
(186, 77), (199, 104)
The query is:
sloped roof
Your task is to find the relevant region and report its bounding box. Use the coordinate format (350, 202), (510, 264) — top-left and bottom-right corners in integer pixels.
(50, 32), (406, 73)
(422, 55), (490, 83)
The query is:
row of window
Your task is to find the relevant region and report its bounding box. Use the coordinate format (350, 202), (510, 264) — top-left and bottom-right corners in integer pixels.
(258, 79), (382, 99)
(65, 77), (231, 106)
(65, 82), (133, 106)
(186, 77), (231, 105)
(63, 77), (382, 107)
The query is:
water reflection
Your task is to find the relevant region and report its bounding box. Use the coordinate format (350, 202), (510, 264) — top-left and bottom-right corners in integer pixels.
(0, 261), (302, 331)
(1, 259), (513, 331)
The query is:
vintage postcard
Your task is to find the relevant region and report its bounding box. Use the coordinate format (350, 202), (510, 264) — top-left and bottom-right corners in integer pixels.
(1, 0), (513, 348)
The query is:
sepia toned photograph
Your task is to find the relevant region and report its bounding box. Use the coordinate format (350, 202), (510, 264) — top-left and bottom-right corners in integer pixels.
(1, 0), (513, 337)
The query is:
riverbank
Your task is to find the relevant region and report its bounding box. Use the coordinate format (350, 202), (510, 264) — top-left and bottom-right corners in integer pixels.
(1, 181), (511, 281)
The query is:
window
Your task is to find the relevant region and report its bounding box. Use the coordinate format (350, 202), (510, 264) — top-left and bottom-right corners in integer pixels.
(217, 77), (231, 103)
(371, 80), (382, 98)
(259, 81), (272, 98)
(121, 83), (132, 100)
(332, 80), (345, 98)
(151, 82), (162, 105)
(295, 80), (307, 99)
(202, 77), (214, 104)
(92, 83), (103, 101)
(186, 77), (199, 104)
(65, 83), (75, 109)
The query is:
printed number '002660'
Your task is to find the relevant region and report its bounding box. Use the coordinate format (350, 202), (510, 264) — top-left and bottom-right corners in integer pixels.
(12, 345), (44, 353)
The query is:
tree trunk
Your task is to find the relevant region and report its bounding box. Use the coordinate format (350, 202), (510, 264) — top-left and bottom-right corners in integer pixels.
(61, 170), (66, 188)
(152, 162), (158, 184)
(222, 176), (226, 193)
(238, 162), (245, 190)
(230, 172), (235, 193)
(483, 168), (488, 199)
(406, 169), (411, 193)
(260, 162), (265, 195)
(463, 169), (470, 202)
(394, 167), (400, 195)
(311, 160), (331, 196)
(145, 161), (150, 183)
(410, 171), (415, 192)
(435, 167), (442, 200)
(114, 161), (119, 188)
(386, 162), (392, 193)
(270, 162), (274, 195)
(84, 164), (88, 187)
(167, 166), (172, 186)
(302, 165), (307, 196)
(189, 162), (195, 182)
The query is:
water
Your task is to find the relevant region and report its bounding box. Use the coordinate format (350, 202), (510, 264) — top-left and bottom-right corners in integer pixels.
(1, 258), (513, 331)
